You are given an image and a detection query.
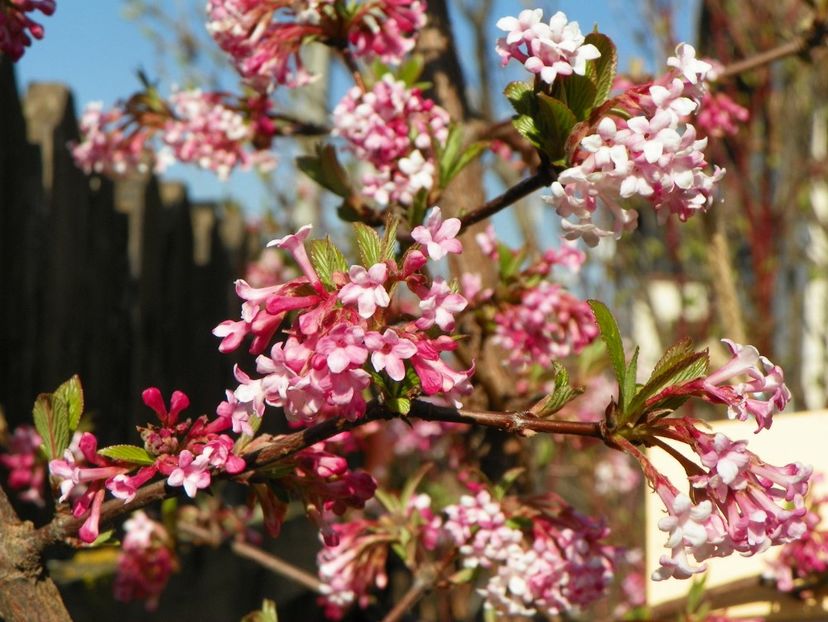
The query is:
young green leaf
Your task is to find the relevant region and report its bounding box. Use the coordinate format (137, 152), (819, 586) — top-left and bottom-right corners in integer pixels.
(622, 346), (639, 414)
(54, 375), (84, 432)
(503, 80), (535, 116)
(296, 145), (351, 198)
(98, 444), (156, 466)
(353, 222), (383, 267)
(380, 217), (399, 261)
(587, 300), (627, 404)
(535, 93), (577, 160)
(555, 74), (598, 121)
(584, 33), (617, 107)
(33, 393), (70, 461)
(529, 364), (585, 417)
(512, 114), (543, 150)
(308, 237), (349, 288)
(627, 349), (709, 418)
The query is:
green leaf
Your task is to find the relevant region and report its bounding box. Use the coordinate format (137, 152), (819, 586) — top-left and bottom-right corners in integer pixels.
(397, 55), (424, 86)
(54, 375), (84, 432)
(308, 237), (349, 289)
(98, 444), (156, 465)
(400, 463), (432, 509)
(628, 347), (709, 418)
(374, 488), (402, 513)
(444, 141), (488, 186)
(381, 217), (399, 261)
(622, 346), (639, 414)
(438, 126), (463, 187)
(584, 33), (617, 107)
(587, 300), (627, 405)
(241, 599), (279, 622)
(511, 115), (542, 150)
(448, 567), (476, 584)
(353, 222), (383, 267)
(497, 242), (526, 280)
(296, 145), (351, 198)
(504, 81), (535, 116)
(530, 364), (585, 416)
(388, 397), (411, 415)
(557, 74), (598, 121)
(493, 467), (525, 500)
(535, 93), (577, 160)
(33, 394), (70, 461)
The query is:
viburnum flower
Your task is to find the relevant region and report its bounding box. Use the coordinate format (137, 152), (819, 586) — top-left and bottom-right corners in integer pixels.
(0, 424), (46, 506)
(337, 264), (391, 319)
(113, 511), (178, 610)
(766, 491), (828, 591)
(495, 9), (600, 85)
(698, 339), (791, 432)
(364, 329), (417, 381)
(71, 102), (153, 177)
(166, 450), (211, 498)
(410, 207), (463, 261)
(333, 76), (450, 206)
(415, 278), (468, 331)
(0, 0), (56, 61)
(544, 43), (724, 245)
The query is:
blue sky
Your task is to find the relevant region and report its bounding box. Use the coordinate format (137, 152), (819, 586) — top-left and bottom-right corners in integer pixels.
(15, 0), (698, 222)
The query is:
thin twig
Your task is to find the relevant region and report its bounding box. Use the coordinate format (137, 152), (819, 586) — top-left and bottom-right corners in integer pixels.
(459, 170), (556, 231)
(716, 17), (828, 80)
(381, 577), (431, 622)
(177, 522), (324, 594)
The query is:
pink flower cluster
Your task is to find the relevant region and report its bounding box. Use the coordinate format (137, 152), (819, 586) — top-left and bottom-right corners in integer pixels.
(333, 75), (450, 206)
(545, 44), (725, 246)
(697, 91), (749, 138)
(0, 0), (55, 61)
(766, 491), (828, 591)
(648, 426), (811, 581)
(113, 511), (178, 610)
(213, 209), (472, 427)
(0, 424), (46, 506)
(443, 491), (615, 616)
(317, 493), (440, 620)
(72, 91), (276, 180)
(71, 102), (153, 177)
(479, 235), (597, 369)
(495, 9), (600, 85)
(207, 0), (426, 92)
(699, 339), (790, 432)
(48, 388), (246, 542)
(159, 89), (277, 180)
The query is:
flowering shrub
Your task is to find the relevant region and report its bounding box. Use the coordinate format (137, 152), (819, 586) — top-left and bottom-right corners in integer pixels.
(0, 2), (820, 622)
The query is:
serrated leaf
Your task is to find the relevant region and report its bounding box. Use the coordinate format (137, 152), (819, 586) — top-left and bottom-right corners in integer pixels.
(388, 397), (411, 415)
(504, 81), (535, 116)
(353, 222), (383, 267)
(584, 33), (617, 106)
(622, 346), (639, 414)
(587, 300), (627, 406)
(530, 364), (585, 416)
(628, 350), (709, 419)
(535, 93), (577, 160)
(381, 217), (399, 261)
(98, 444), (156, 465)
(54, 375), (84, 431)
(651, 337), (695, 378)
(556, 74), (598, 121)
(512, 114), (543, 150)
(33, 394), (70, 461)
(308, 237), (348, 289)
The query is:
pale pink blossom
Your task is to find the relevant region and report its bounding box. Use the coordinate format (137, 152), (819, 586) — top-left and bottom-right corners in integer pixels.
(415, 278), (467, 331)
(338, 263), (390, 318)
(364, 329), (417, 381)
(166, 450), (211, 498)
(411, 207), (462, 260)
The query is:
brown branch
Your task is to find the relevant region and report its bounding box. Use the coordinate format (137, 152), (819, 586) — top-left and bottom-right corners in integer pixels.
(381, 576), (431, 622)
(716, 17), (828, 80)
(33, 401), (603, 548)
(271, 114), (330, 137)
(459, 170), (556, 231)
(177, 522), (323, 594)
